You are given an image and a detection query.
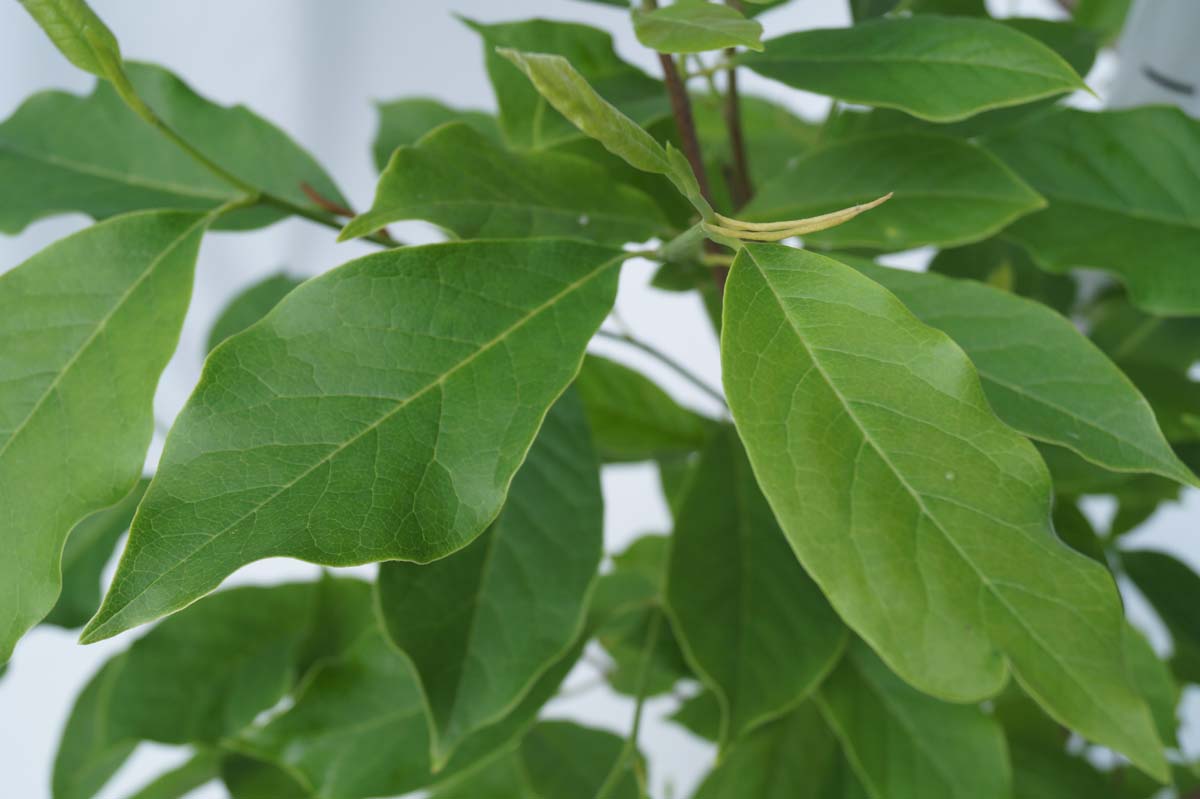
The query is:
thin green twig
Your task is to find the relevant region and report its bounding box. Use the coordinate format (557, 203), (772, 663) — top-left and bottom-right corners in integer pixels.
(595, 613), (662, 799)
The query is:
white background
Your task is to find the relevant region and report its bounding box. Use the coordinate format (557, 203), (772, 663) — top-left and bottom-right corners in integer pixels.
(1, 1), (1198, 797)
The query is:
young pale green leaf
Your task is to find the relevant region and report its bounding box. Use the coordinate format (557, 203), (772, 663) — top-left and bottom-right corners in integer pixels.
(986, 107), (1200, 316)
(83, 239), (624, 644)
(741, 17), (1085, 122)
(377, 391), (603, 765)
(43, 479), (149, 630)
(666, 426), (847, 744)
(633, 2), (764, 54)
(0, 210), (207, 663)
(519, 721), (639, 799)
(206, 274), (301, 354)
(54, 580), (370, 799)
(693, 701), (867, 799)
(465, 17), (667, 150)
(1122, 550), (1200, 685)
(929, 238), (1076, 315)
(372, 98), (501, 171)
(843, 258), (1198, 488)
(17, 0), (122, 80)
(816, 642), (1011, 799)
(743, 133), (1044, 251)
(496, 49), (711, 218)
(341, 123), (669, 245)
(236, 628), (580, 799)
(721, 243), (1166, 780)
(575, 354), (714, 462)
(0, 63), (347, 233)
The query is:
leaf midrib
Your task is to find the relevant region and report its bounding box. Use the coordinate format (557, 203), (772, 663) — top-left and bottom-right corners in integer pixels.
(86, 248), (627, 639)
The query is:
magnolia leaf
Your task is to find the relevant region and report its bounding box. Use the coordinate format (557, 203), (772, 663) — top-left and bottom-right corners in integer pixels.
(986, 107), (1200, 316)
(0, 210), (208, 663)
(221, 755), (311, 799)
(667, 426), (847, 744)
(428, 750), (537, 799)
(83, 239), (623, 643)
(465, 17), (667, 150)
(341, 123), (669, 244)
(236, 628), (580, 799)
(844, 258), (1197, 487)
(929, 238), (1076, 315)
(670, 690), (723, 743)
(54, 580), (370, 799)
(692, 93), (818, 191)
(17, 0), (121, 80)
(721, 243), (1166, 779)
(1073, 0), (1131, 43)
(1124, 625), (1179, 747)
(519, 721), (639, 799)
(206, 274), (301, 353)
(633, 2), (764, 54)
(816, 642), (1011, 799)
(0, 63), (347, 234)
(497, 49), (711, 218)
(43, 479), (149, 629)
(1086, 292), (1200, 372)
(1122, 550), (1200, 685)
(693, 701), (867, 799)
(575, 354), (713, 462)
(120, 752), (221, 799)
(743, 134), (1044, 251)
(372, 98), (501, 171)
(741, 17), (1085, 123)
(377, 391), (603, 765)
(1051, 499), (1106, 564)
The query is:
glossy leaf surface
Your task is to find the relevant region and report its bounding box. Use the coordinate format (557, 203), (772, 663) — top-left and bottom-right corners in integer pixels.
(84, 239), (623, 643)
(720, 243), (1165, 779)
(1, 210), (206, 662)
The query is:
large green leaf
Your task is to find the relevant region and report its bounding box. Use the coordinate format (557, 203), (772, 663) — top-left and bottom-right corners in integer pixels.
(43, 479), (149, 629)
(1087, 292), (1200, 372)
(429, 749), (537, 799)
(465, 17), (667, 150)
(575, 354), (713, 462)
(720, 243), (1166, 779)
(83, 239), (624, 643)
(1122, 550), (1200, 685)
(519, 721), (639, 799)
(0, 210), (207, 662)
(844, 258), (1197, 487)
(633, 2), (764, 54)
(740, 17), (1085, 123)
(693, 701), (867, 799)
(54, 579), (370, 799)
(206, 274), (301, 354)
(816, 642), (1011, 799)
(1073, 0), (1131, 43)
(17, 0), (122, 80)
(742, 133), (1044, 251)
(666, 426), (846, 744)
(928, 238), (1076, 315)
(377, 391), (603, 764)
(372, 98), (501, 171)
(0, 63), (346, 233)
(986, 107), (1200, 316)
(341, 123), (669, 244)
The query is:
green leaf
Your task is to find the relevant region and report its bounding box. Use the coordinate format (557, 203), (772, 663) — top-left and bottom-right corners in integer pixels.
(55, 580), (369, 799)
(1122, 550), (1200, 685)
(720, 243), (1166, 779)
(341, 122), (669, 245)
(519, 721), (639, 799)
(1086, 292), (1200, 372)
(1073, 0), (1132, 43)
(17, 0), (122, 80)
(575, 354), (713, 462)
(377, 391), (603, 764)
(670, 690), (723, 742)
(122, 751), (221, 799)
(741, 17), (1085, 123)
(43, 479), (149, 629)
(692, 93), (819, 192)
(633, 2), (764, 54)
(850, 0), (987, 19)
(429, 749), (537, 799)
(1124, 625), (1179, 748)
(0, 210), (207, 663)
(206, 274), (301, 354)
(372, 98), (501, 171)
(843, 258), (1197, 487)
(496, 48), (710, 218)
(465, 17), (667, 151)
(985, 107), (1200, 316)
(666, 426), (846, 744)
(816, 642), (1011, 799)
(0, 63), (347, 234)
(83, 239), (624, 643)
(743, 133), (1044, 251)
(929, 238), (1076, 315)
(693, 701), (867, 799)
(1051, 499), (1106, 564)
(221, 755), (311, 799)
